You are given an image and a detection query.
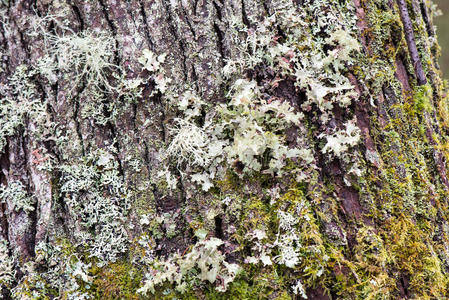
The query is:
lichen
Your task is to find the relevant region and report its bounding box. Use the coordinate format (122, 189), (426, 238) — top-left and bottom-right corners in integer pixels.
(1, 0), (449, 298)
(138, 236), (240, 295)
(0, 240), (15, 289)
(0, 181), (35, 212)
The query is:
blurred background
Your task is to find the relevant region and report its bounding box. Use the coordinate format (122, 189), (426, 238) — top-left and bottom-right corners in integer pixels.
(435, 0), (449, 78)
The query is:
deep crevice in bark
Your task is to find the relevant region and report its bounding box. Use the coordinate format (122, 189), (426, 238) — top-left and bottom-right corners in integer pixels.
(262, 0), (270, 14)
(213, 1), (222, 21)
(106, 121), (125, 178)
(98, 0), (121, 67)
(419, 1), (433, 37)
(20, 118), (38, 259)
(152, 88), (167, 142)
(181, 6), (197, 40)
(241, 0), (251, 28)
(72, 84), (86, 157)
(192, 0), (199, 16)
(213, 22), (225, 65)
(396, 0), (427, 85)
(161, 0), (189, 81)
(214, 215), (224, 239)
(70, 2), (85, 32)
(138, 0), (154, 50)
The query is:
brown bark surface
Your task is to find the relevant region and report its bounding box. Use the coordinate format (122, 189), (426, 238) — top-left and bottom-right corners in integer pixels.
(1, 0), (449, 299)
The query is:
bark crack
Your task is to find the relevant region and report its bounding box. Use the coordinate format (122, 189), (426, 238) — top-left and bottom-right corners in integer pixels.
(193, 0), (199, 16)
(21, 116), (37, 259)
(70, 3), (85, 32)
(154, 91), (167, 142)
(241, 0), (251, 28)
(213, 1), (222, 21)
(191, 65), (200, 92)
(98, 0), (121, 66)
(12, 18), (30, 57)
(138, 0), (154, 50)
(213, 22), (225, 66)
(262, 0), (270, 15)
(181, 6), (197, 40)
(72, 85), (86, 157)
(161, 0), (189, 81)
(107, 121), (125, 178)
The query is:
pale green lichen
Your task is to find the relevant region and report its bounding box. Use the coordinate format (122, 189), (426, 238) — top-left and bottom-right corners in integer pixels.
(31, 13), (118, 94)
(319, 119), (361, 158)
(160, 78), (306, 192)
(11, 241), (93, 299)
(4, 0), (446, 298)
(59, 148), (129, 266)
(0, 240), (15, 288)
(0, 181), (35, 212)
(138, 236), (240, 295)
(0, 65), (50, 154)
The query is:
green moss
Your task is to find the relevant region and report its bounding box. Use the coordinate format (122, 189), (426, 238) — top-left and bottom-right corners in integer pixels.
(206, 271), (291, 300)
(4, 0), (449, 299)
(91, 261), (143, 300)
(413, 84), (433, 113)
(382, 215), (449, 297)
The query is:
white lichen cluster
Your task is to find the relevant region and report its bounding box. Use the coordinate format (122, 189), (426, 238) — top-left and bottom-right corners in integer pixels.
(218, 79), (305, 175)
(319, 119), (361, 158)
(0, 181), (35, 212)
(0, 65), (51, 154)
(31, 13), (118, 93)
(0, 0), (365, 296)
(245, 203), (314, 268)
(162, 79), (306, 191)
(29, 12), (142, 126)
(141, 0), (363, 294)
(0, 240), (15, 288)
(244, 197), (328, 296)
(11, 242), (93, 299)
(138, 236), (240, 295)
(158, 0), (361, 191)
(224, 0), (361, 116)
(59, 149), (128, 265)
(241, 207), (310, 297)
(138, 49), (171, 94)
(274, 210), (302, 268)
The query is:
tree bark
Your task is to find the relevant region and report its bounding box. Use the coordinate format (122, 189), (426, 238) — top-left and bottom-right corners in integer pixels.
(1, 0), (449, 299)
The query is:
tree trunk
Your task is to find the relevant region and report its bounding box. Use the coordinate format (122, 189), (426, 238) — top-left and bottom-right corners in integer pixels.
(1, 0), (448, 298)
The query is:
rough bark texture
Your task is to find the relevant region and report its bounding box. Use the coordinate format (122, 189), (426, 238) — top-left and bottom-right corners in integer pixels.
(1, 0), (449, 299)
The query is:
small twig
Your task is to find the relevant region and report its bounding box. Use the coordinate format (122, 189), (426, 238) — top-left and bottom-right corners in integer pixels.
(396, 0), (427, 85)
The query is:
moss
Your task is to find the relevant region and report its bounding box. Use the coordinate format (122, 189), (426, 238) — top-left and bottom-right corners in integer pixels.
(413, 83), (433, 113)
(382, 215), (449, 297)
(91, 261), (143, 300)
(3, 0), (449, 298)
(205, 271), (291, 300)
(437, 81), (449, 130)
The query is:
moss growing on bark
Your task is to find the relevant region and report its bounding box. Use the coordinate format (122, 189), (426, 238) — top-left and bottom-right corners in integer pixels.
(2, 0), (449, 299)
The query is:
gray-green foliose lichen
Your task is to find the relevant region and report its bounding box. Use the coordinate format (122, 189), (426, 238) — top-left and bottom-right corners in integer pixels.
(1, 0), (449, 299)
